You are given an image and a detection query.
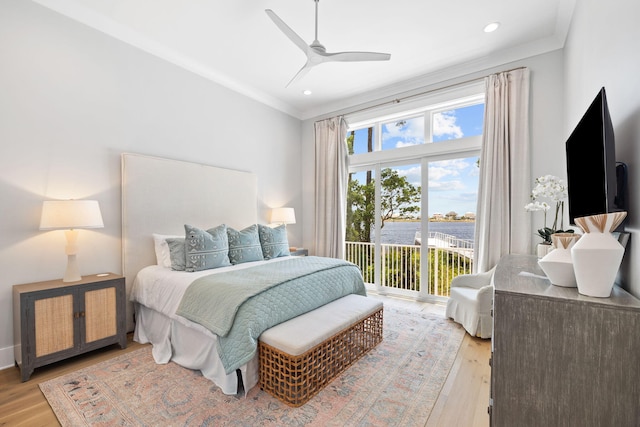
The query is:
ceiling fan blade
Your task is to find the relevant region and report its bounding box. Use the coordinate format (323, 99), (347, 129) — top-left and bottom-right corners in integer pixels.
(285, 62), (314, 88)
(268, 2), (391, 87)
(265, 9), (310, 55)
(322, 51), (391, 62)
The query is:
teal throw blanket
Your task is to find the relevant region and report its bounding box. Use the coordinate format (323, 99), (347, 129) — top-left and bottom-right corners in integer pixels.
(176, 256), (366, 374)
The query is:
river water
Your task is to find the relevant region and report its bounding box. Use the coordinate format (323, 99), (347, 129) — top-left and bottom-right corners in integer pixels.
(378, 221), (475, 245)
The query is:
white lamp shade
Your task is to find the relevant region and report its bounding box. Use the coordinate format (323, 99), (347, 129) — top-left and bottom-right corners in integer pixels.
(271, 207), (296, 225)
(39, 200), (104, 230)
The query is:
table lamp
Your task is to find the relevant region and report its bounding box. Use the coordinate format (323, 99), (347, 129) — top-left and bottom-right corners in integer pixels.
(39, 200), (104, 282)
(271, 207), (296, 251)
(271, 207), (296, 226)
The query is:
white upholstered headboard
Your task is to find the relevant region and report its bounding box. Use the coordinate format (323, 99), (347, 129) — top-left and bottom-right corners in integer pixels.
(121, 153), (257, 330)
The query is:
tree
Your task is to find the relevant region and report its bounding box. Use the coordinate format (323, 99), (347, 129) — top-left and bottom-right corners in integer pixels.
(346, 167), (421, 242)
(379, 168), (421, 228)
(346, 132), (374, 242)
(445, 211), (458, 220)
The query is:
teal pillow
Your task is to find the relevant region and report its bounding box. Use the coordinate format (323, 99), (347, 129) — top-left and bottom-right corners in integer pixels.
(227, 224), (264, 264)
(258, 224), (291, 260)
(184, 224), (231, 272)
(166, 237), (186, 271)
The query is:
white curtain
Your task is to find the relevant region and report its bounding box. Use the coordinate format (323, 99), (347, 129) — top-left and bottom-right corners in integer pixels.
(474, 68), (531, 273)
(314, 116), (349, 258)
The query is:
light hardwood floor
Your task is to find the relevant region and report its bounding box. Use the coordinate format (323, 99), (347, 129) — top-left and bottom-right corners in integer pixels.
(0, 297), (491, 427)
(371, 295), (492, 427)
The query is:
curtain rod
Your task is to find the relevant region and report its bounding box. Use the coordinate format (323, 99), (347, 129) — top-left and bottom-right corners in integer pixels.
(343, 66), (527, 117)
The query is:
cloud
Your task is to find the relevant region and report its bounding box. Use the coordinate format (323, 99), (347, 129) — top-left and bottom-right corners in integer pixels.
(382, 117), (425, 148)
(428, 180), (466, 191)
(396, 140), (421, 148)
(455, 192), (479, 201)
(428, 159), (471, 181)
(429, 166), (458, 180)
(396, 165), (421, 186)
(427, 158), (477, 193)
(433, 110), (463, 139)
(432, 158), (471, 170)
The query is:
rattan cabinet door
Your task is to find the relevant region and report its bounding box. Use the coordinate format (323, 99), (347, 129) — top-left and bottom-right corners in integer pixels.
(33, 293), (75, 357)
(84, 286), (117, 343)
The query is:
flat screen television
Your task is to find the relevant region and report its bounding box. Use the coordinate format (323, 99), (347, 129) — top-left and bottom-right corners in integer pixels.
(565, 87), (625, 226)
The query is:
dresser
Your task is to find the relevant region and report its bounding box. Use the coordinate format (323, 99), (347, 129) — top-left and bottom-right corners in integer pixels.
(13, 273), (127, 381)
(490, 254), (640, 426)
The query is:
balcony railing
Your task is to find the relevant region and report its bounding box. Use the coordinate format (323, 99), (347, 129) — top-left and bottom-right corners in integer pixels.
(345, 232), (474, 297)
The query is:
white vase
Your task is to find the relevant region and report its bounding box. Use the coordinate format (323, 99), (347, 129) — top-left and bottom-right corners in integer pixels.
(538, 233), (581, 287)
(536, 243), (553, 259)
(571, 212), (627, 298)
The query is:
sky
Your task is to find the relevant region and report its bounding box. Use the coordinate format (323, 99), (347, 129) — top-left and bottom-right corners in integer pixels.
(351, 103), (484, 218)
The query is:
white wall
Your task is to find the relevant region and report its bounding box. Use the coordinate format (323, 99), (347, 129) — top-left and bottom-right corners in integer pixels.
(300, 50), (566, 256)
(0, 1), (302, 368)
(564, 0), (640, 297)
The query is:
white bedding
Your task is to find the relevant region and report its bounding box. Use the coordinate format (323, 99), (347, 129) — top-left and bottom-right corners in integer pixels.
(130, 257), (295, 395)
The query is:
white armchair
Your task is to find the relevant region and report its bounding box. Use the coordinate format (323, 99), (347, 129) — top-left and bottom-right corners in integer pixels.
(445, 266), (495, 339)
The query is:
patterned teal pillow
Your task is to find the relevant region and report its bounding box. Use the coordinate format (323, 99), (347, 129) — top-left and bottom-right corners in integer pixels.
(227, 224), (264, 264)
(166, 237), (186, 271)
(184, 224), (231, 272)
(258, 224), (291, 260)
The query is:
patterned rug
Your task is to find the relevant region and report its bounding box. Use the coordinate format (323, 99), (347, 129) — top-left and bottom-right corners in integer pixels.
(40, 299), (464, 426)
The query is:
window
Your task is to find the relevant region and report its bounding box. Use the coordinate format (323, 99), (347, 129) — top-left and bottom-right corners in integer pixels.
(344, 82), (484, 301)
(351, 127), (376, 155)
(381, 116), (424, 150)
(432, 103), (485, 142)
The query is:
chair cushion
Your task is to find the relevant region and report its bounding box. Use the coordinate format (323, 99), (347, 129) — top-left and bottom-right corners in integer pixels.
(450, 286), (480, 307)
(446, 286), (493, 339)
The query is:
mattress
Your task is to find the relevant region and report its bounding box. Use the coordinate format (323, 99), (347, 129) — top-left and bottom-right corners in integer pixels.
(131, 258), (293, 395)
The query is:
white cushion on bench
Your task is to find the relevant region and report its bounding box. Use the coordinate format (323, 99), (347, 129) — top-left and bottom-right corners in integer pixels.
(259, 294), (383, 356)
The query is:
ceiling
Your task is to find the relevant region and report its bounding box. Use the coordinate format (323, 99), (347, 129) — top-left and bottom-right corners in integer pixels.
(33, 0), (575, 120)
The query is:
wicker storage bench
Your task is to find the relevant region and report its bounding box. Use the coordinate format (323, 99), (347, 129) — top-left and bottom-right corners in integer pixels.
(258, 294), (383, 406)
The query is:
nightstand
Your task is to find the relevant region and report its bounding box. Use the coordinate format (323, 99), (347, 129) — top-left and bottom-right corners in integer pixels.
(13, 273), (127, 381)
(290, 248), (308, 256)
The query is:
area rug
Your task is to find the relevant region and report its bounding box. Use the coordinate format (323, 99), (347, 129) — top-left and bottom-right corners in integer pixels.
(40, 299), (464, 427)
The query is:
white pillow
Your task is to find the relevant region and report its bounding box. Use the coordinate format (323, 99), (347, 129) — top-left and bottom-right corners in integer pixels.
(153, 233), (182, 268)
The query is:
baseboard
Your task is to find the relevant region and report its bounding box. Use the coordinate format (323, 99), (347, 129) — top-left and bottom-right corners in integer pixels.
(0, 344), (15, 371)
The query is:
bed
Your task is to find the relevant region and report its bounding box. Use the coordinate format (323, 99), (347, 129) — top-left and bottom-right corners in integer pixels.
(121, 153), (366, 395)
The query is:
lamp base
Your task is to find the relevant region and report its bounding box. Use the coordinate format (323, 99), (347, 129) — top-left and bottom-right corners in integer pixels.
(63, 254), (82, 282)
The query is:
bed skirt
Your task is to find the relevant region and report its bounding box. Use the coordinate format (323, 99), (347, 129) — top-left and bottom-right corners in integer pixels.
(133, 303), (259, 395)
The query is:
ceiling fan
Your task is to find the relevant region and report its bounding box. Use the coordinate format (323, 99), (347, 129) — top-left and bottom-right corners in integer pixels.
(265, 0), (391, 87)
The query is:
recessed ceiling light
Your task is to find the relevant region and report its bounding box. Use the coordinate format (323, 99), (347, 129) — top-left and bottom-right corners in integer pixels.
(303, 90), (312, 96)
(484, 22), (500, 33)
